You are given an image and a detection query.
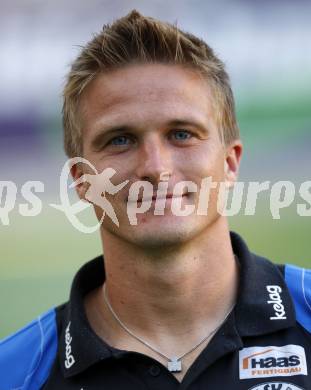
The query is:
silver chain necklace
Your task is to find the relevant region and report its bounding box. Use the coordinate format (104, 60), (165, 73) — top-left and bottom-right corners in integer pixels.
(103, 283), (235, 373)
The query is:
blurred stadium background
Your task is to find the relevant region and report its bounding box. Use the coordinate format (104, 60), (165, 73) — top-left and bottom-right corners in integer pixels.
(0, 0), (310, 339)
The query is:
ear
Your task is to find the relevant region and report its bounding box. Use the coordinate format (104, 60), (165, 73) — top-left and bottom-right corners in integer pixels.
(70, 162), (89, 201)
(224, 140), (243, 188)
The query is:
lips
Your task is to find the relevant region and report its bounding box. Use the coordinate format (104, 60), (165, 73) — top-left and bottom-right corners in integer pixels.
(137, 193), (187, 202)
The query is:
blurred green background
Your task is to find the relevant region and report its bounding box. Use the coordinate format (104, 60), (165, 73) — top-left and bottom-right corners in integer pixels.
(1, 0), (310, 339)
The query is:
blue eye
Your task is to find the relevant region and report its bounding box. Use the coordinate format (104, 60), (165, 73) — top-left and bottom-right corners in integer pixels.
(110, 136), (130, 146)
(173, 130), (192, 140)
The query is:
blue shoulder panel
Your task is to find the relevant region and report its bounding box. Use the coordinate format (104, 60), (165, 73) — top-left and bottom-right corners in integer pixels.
(0, 308), (58, 390)
(285, 264), (311, 332)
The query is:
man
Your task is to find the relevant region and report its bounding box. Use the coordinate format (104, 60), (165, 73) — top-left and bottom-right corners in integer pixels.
(1, 10), (310, 390)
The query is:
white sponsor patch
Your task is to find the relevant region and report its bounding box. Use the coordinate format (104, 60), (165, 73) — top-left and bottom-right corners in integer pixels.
(248, 382), (304, 390)
(239, 345), (307, 380)
(65, 321), (75, 369)
(266, 285), (287, 320)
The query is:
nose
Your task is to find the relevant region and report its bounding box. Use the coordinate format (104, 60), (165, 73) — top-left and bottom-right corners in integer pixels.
(135, 135), (172, 184)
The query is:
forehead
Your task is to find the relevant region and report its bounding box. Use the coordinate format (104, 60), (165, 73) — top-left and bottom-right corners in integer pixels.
(79, 63), (216, 130)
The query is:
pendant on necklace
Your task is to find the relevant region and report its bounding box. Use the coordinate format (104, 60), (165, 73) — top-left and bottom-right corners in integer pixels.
(168, 357), (182, 372)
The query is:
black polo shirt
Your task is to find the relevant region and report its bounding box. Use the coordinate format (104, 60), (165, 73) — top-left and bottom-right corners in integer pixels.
(40, 232), (311, 389)
(1, 232), (310, 390)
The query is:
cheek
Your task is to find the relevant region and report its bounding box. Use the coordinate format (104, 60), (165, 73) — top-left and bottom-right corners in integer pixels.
(177, 149), (225, 183)
(88, 157), (132, 184)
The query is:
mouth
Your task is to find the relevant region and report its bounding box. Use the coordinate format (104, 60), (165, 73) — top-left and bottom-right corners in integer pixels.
(136, 193), (188, 203)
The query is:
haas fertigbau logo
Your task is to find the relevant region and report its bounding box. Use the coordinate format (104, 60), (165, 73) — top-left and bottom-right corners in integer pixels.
(239, 345), (308, 380)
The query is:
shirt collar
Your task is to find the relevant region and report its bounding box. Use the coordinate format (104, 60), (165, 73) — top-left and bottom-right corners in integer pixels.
(58, 231), (296, 378)
(59, 257), (111, 378)
(231, 231), (296, 336)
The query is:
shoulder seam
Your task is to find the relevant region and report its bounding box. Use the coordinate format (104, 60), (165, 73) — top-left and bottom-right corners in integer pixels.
(10, 315), (44, 390)
(302, 268), (311, 312)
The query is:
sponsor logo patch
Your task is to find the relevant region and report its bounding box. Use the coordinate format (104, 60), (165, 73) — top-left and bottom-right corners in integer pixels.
(248, 382), (304, 390)
(266, 285), (287, 320)
(239, 345), (307, 379)
(65, 321), (75, 369)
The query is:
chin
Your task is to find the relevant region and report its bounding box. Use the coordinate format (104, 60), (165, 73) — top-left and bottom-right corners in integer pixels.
(105, 214), (211, 250)
(130, 228), (191, 248)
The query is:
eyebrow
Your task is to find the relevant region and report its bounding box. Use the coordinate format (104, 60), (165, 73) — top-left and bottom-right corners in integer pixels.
(90, 118), (209, 151)
(167, 119), (207, 131)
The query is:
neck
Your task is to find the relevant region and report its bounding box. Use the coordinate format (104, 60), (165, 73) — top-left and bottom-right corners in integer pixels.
(97, 217), (239, 340)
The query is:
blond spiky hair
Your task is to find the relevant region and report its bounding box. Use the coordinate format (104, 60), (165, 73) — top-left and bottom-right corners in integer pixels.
(63, 10), (239, 157)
